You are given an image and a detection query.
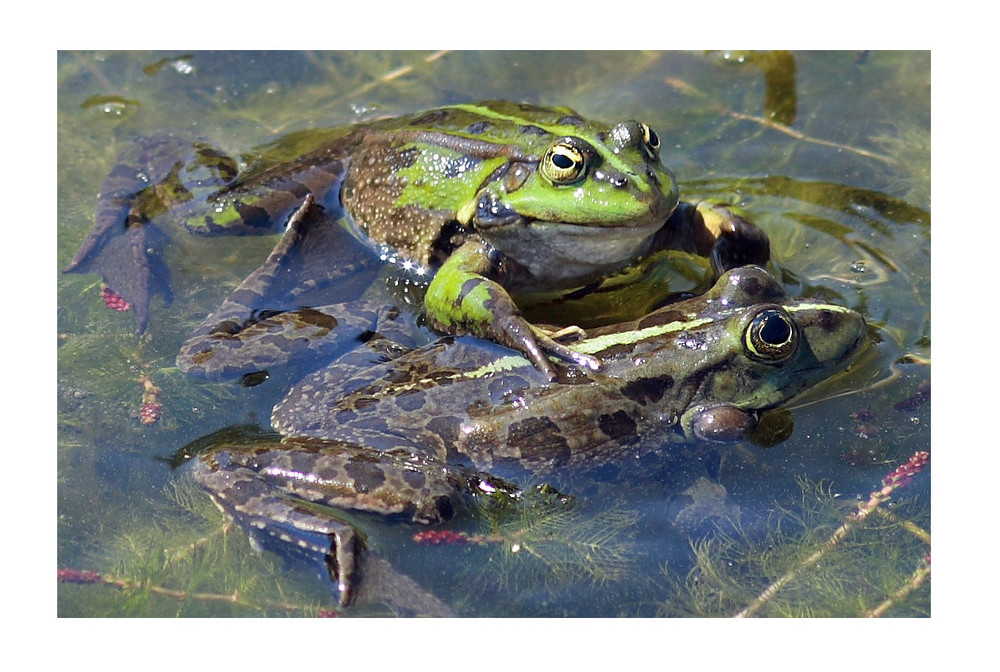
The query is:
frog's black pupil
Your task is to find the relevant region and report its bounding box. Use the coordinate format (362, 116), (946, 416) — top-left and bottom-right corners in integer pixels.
(647, 128), (659, 147)
(759, 314), (791, 345)
(552, 153), (575, 169)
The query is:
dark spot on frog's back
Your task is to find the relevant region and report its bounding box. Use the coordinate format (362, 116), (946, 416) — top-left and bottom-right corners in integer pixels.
(426, 415), (461, 447)
(487, 375), (532, 404)
(599, 410), (639, 443)
(590, 342), (638, 361)
(638, 310), (685, 329)
(221, 471), (272, 506)
(283, 449), (324, 476)
(349, 395), (379, 412)
(393, 388), (427, 412)
(557, 115), (585, 127)
(621, 373), (674, 405)
(410, 109), (451, 126)
(816, 309), (842, 332)
(731, 267), (784, 302)
(518, 124), (548, 136)
(400, 468), (426, 491)
(506, 417), (571, 466)
(740, 274), (764, 296)
(296, 307), (337, 331)
(312, 460), (342, 483)
(466, 121), (491, 134)
(343, 457), (387, 492)
(332, 407), (357, 425)
(385, 365), (421, 386)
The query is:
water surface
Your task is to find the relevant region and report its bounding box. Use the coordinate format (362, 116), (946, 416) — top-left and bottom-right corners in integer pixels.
(57, 51), (930, 617)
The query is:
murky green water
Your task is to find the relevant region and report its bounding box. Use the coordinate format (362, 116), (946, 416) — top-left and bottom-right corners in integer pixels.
(57, 51), (929, 617)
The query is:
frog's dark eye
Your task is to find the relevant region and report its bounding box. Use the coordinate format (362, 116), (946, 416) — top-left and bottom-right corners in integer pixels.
(541, 141), (588, 184)
(640, 123), (660, 159)
(744, 308), (797, 363)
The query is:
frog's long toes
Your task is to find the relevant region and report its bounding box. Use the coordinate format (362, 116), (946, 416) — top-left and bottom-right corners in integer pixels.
(546, 340), (601, 373)
(546, 325), (588, 343)
(566, 350), (601, 373)
(578, 353), (602, 371)
(326, 527), (361, 606)
(336, 579), (354, 607)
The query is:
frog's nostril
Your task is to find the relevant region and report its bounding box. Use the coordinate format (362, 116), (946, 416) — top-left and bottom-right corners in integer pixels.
(607, 173), (628, 189)
(594, 170), (629, 189)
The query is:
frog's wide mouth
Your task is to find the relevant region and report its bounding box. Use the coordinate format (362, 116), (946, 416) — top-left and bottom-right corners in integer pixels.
(527, 218), (666, 235)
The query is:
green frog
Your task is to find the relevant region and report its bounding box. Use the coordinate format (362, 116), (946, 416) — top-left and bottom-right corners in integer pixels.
(65, 100), (769, 379)
(181, 209), (864, 606)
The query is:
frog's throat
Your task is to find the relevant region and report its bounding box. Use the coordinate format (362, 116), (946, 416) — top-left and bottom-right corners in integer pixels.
(486, 218), (664, 283)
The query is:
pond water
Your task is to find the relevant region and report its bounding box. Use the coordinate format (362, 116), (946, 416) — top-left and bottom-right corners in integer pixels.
(56, 51), (929, 617)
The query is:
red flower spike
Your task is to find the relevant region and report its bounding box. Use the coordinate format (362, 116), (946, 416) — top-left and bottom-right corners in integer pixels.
(101, 285), (132, 312)
(137, 375), (162, 425)
(140, 402), (163, 425)
(413, 529), (469, 545)
(881, 451), (930, 489)
(58, 568), (102, 584)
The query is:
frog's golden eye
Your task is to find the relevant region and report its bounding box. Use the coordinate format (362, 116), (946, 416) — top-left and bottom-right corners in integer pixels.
(744, 308), (797, 363)
(640, 123), (661, 159)
(541, 141), (588, 185)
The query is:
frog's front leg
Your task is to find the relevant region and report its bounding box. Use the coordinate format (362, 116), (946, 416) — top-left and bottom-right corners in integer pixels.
(424, 238), (601, 381)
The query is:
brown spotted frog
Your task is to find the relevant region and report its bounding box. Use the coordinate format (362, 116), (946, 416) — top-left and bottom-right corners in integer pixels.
(179, 203), (864, 606)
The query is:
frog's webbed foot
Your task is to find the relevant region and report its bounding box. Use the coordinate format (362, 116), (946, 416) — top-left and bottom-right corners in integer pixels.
(65, 134), (243, 333)
(241, 496), (363, 606)
(192, 440), (480, 608)
(193, 450), (363, 605)
(694, 201), (771, 276)
(64, 138), (191, 333)
(327, 526), (362, 605)
(64, 214), (173, 334)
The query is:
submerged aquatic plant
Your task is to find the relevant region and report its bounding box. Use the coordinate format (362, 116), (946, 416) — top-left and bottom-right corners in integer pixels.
(58, 51), (930, 617)
(57, 481), (355, 617)
(659, 451), (930, 618)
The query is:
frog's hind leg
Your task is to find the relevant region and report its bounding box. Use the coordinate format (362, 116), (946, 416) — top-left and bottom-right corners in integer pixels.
(191, 439), (475, 607)
(203, 477), (364, 606)
(177, 196), (397, 381)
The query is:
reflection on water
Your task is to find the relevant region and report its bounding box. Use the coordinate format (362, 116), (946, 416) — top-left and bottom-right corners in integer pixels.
(57, 51), (930, 617)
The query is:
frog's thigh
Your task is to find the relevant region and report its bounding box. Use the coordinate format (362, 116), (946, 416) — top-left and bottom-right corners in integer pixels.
(262, 446), (467, 526)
